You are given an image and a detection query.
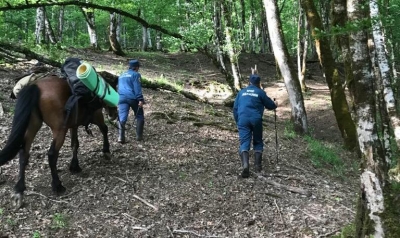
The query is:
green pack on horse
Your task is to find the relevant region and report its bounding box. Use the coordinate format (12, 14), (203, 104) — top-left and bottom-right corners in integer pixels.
(0, 59), (117, 208)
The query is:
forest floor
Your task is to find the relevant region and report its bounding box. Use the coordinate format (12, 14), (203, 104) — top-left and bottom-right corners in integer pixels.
(0, 49), (358, 238)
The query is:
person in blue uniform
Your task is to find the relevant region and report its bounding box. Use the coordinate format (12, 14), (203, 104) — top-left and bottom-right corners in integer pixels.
(233, 74), (277, 178)
(117, 59), (145, 143)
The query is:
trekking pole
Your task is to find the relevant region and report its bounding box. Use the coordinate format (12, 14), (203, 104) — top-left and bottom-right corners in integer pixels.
(273, 98), (279, 166)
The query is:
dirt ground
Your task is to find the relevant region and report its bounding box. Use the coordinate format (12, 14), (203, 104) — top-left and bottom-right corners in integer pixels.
(0, 50), (358, 237)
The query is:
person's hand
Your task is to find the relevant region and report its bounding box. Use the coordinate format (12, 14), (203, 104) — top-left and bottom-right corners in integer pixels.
(273, 98), (278, 107)
(138, 101), (143, 108)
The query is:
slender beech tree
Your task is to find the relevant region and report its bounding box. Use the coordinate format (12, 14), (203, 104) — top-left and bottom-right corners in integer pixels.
(301, 0), (357, 149)
(109, 12), (124, 56)
(370, 0), (400, 171)
(34, 7), (45, 44)
(221, 0), (242, 91)
(263, 0), (308, 134)
(43, 8), (57, 44)
(347, 0), (387, 235)
(58, 6), (65, 42)
(81, 1), (99, 49)
(297, 3), (307, 92)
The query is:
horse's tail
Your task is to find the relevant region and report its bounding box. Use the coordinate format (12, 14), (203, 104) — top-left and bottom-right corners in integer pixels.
(0, 84), (40, 166)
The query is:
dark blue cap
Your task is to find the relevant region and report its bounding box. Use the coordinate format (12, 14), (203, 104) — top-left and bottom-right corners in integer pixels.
(249, 74), (261, 85)
(129, 59), (140, 68)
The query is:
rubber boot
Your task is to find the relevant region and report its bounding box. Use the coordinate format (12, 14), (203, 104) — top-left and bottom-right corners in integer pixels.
(255, 152), (263, 173)
(136, 119), (144, 141)
(118, 121), (126, 144)
(241, 151), (250, 178)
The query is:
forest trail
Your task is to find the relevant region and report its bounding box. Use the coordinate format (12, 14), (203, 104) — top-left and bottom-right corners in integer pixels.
(0, 50), (358, 237)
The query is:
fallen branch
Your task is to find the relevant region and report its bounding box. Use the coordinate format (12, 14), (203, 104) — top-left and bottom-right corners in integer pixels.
(274, 199), (286, 228)
(133, 194), (158, 211)
(257, 174), (312, 196)
(60, 188), (82, 199)
(317, 228), (340, 238)
(26, 191), (70, 204)
(173, 229), (224, 238)
(132, 224), (155, 231)
(302, 210), (327, 223)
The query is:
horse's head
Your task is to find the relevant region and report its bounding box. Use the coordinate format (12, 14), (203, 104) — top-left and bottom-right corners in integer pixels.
(103, 104), (118, 121)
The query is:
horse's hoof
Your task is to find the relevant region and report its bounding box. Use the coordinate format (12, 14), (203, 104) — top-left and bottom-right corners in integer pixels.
(69, 165), (82, 174)
(12, 193), (23, 209)
(53, 184), (66, 195)
(103, 152), (111, 161)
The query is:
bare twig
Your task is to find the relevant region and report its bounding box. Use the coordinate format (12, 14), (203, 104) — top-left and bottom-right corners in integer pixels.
(274, 199), (286, 228)
(302, 210), (327, 223)
(132, 224), (155, 231)
(173, 229), (224, 238)
(133, 194), (158, 211)
(114, 176), (129, 184)
(122, 213), (140, 222)
(317, 228), (341, 238)
(60, 188), (82, 199)
(26, 191), (70, 204)
(257, 174), (312, 196)
(167, 226), (175, 238)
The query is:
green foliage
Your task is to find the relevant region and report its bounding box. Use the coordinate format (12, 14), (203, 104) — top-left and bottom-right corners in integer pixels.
(0, 208), (3, 216)
(331, 223), (356, 238)
(32, 231), (41, 238)
(283, 120), (297, 139)
(51, 213), (68, 229)
(305, 135), (345, 176)
(6, 218), (16, 226)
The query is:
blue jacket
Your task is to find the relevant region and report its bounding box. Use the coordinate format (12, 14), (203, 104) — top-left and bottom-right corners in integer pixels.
(233, 85), (277, 123)
(118, 69), (144, 101)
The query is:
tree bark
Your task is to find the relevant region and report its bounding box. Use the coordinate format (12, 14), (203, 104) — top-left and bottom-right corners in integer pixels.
(221, 0), (242, 91)
(109, 12), (125, 56)
(34, 7), (45, 44)
(43, 8), (57, 44)
(347, 0), (387, 236)
(370, 0), (400, 170)
(263, 0), (308, 134)
(301, 0), (358, 150)
(297, 4), (307, 92)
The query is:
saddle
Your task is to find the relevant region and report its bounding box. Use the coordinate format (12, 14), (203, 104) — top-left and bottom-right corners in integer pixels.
(61, 58), (102, 129)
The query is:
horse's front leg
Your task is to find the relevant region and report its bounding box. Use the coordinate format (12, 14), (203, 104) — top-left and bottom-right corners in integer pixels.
(69, 127), (82, 173)
(48, 129), (67, 195)
(99, 123), (111, 160)
(92, 110), (111, 160)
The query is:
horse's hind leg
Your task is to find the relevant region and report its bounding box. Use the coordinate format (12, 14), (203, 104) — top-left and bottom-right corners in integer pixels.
(69, 127), (82, 173)
(14, 112), (42, 208)
(92, 111), (111, 160)
(48, 128), (67, 194)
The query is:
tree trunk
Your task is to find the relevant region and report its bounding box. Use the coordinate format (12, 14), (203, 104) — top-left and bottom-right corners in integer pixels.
(34, 7), (46, 44)
(58, 6), (65, 42)
(297, 4), (307, 92)
(109, 12), (125, 56)
(43, 8), (57, 44)
(221, 0), (242, 91)
(369, 40), (392, 166)
(370, 0), (400, 170)
(263, 0), (308, 134)
(347, 0), (388, 236)
(82, 1), (99, 49)
(301, 0), (357, 150)
(156, 31), (163, 51)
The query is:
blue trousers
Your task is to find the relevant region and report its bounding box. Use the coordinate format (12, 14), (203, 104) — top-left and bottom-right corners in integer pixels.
(118, 98), (144, 123)
(238, 117), (263, 153)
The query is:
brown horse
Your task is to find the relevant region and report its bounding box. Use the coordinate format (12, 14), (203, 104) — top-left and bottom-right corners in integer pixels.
(0, 75), (117, 207)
